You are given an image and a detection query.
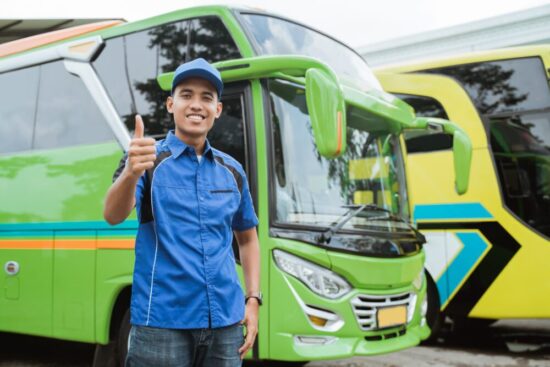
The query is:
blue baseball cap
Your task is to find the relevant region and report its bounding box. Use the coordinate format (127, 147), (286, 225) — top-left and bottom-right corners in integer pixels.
(171, 58), (223, 98)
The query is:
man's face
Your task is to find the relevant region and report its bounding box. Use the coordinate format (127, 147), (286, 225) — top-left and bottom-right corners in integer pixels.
(166, 77), (222, 140)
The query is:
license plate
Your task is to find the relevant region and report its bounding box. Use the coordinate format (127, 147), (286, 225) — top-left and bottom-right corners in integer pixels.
(377, 305), (407, 328)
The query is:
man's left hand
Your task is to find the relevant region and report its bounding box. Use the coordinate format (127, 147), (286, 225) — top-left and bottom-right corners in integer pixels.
(238, 298), (259, 359)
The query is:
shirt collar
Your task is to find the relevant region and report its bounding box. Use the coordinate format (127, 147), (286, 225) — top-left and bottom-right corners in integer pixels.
(166, 130), (214, 160)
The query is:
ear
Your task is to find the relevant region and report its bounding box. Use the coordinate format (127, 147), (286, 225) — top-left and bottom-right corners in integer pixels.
(215, 102), (223, 118)
(166, 96), (174, 113)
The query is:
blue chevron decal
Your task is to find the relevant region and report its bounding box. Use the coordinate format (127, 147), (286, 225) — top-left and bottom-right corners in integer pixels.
(436, 232), (491, 307)
(414, 203), (493, 308)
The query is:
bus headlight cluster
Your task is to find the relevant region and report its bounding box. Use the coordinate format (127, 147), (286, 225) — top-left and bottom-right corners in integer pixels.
(273, 249), (351, 299)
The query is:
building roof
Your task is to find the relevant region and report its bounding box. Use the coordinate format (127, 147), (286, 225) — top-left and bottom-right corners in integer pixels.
(359, 4), (550, 67)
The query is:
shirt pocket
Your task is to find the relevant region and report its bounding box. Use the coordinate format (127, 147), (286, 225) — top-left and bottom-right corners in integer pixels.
(207, 187), (240, 213)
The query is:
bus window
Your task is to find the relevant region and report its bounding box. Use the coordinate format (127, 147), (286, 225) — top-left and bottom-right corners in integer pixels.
(93, 16), (241, 139)
(93, 22), (188, 138)
(426, 57), (550, 237)
(0, 66), (39, 154)
(239, 13), (382, 92)
(426, 57), (550, 115)
(395, 93), (453, 154)
(207, 90), (246, 168)
(490, 112), (550, 236)
(188, 17), (241, 62)
(33, 61), (115, 150)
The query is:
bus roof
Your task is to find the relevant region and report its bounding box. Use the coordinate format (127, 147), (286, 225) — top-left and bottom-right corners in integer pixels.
(376, 44), (550, 73)
(0, 20), (124, 58)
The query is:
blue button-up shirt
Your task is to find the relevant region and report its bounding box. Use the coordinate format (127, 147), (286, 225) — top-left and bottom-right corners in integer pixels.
(127, 131), (258, 329)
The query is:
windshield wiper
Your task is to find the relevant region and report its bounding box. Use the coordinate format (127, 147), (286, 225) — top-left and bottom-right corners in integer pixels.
(317, 204), (367, 244)
(317, 204), (423, 245)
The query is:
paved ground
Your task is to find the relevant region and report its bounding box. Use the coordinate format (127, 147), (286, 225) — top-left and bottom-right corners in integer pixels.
(1, 320), (549, 366)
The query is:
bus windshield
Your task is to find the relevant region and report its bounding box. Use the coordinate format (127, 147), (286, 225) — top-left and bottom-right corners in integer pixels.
(240, 13), (382, 93)
(269, 79), (412, 235)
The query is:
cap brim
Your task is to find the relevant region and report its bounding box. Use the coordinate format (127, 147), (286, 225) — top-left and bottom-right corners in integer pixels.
(171, 69), (223, 98)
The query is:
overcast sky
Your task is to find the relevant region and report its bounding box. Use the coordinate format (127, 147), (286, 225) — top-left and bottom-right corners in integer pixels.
(4, 0), (550, 47)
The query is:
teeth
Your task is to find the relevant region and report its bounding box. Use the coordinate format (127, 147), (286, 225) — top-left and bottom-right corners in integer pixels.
(187, 114), (204, 121)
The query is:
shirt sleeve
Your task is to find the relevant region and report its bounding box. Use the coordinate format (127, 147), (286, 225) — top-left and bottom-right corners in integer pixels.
(232, 169), (259, 231)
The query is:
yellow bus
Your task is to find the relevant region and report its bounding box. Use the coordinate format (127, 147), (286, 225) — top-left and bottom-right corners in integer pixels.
(375, 45), (550, 335)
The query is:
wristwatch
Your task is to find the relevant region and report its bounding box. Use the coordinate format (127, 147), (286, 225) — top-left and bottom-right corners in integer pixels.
(245, 291), (263, 306)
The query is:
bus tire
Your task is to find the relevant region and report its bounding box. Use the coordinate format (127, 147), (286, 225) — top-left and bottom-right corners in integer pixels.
(424, 271), (443, 343)
(116, 308), (131, 367)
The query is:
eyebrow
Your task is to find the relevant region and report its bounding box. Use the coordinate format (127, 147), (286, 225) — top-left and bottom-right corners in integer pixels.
(178, 88), (215, 98)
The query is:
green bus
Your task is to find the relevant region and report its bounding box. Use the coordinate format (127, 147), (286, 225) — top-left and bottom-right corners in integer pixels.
(0, 6), (471, 365)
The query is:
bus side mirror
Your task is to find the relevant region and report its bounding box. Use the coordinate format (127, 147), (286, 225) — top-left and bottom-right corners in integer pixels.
(412, 117), (472, 195)
(305, 68), (347, 158)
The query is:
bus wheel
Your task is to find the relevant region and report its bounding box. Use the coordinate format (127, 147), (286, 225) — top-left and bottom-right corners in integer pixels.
(424, 271), (443, 343)
(116, 308), (131, 367)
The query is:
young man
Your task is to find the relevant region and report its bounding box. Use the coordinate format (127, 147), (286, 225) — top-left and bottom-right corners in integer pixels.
(104, 58), (261, 367)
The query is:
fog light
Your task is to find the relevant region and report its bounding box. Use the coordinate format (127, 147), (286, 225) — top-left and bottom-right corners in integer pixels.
(294, 336), (337, 345)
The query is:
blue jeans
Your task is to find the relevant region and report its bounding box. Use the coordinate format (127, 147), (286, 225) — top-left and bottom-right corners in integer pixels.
(125, 323), (244, 367)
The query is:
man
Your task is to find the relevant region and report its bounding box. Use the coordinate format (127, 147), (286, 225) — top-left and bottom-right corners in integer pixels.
(104, 58), (261, 367)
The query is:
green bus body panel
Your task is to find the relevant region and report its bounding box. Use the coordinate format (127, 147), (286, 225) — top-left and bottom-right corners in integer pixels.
(0, 142), (123, 224)
(328, 251), (425, 290)
(95, 249), (135, 344)
(0, 237), (53, 336)
(53, 245), (95, 341)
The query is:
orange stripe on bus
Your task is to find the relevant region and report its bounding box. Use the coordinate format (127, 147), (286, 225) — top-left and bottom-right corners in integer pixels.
(0, 240), (53, 249)
(97, 239), (135, 249)
(54, 239), (97, 249)
(0, 20), (124, 58)
(0, 239), (134, 250)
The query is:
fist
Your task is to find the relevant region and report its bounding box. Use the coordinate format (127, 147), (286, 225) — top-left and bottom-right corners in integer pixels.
(127, 115), (156, 178)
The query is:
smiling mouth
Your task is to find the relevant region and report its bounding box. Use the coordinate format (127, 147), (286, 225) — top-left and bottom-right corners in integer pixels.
(187, 114), (206, 122)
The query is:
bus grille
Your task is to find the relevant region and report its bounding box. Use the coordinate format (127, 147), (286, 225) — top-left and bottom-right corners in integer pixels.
(351, 292), (414, 331)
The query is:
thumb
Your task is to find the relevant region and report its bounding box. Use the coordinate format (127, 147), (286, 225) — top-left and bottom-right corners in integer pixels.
(134, 114), (144, 139)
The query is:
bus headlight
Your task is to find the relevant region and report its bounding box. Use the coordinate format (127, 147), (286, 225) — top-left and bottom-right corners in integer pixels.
(273, 249), (351, 299)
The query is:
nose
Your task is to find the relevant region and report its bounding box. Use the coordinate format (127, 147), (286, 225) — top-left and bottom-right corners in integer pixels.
(190, 96), (202, 110)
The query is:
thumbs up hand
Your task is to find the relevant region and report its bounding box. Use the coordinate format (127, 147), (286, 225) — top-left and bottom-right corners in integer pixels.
(127, 115), (157, 178)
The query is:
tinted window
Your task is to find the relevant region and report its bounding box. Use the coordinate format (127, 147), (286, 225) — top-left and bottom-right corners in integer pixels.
(426, 57), (550, 115)
(93, 23), (187, 138)
(94, 16), (241, 139)
(33, 61), (114, 150)
(240, 13), (382, 92)
(489, 112), (550, 236)
(207, 93), (245, 167)
(395, 93), (453, 153)
(0, 67), (39, 154)
(189, 17), (241, 62)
